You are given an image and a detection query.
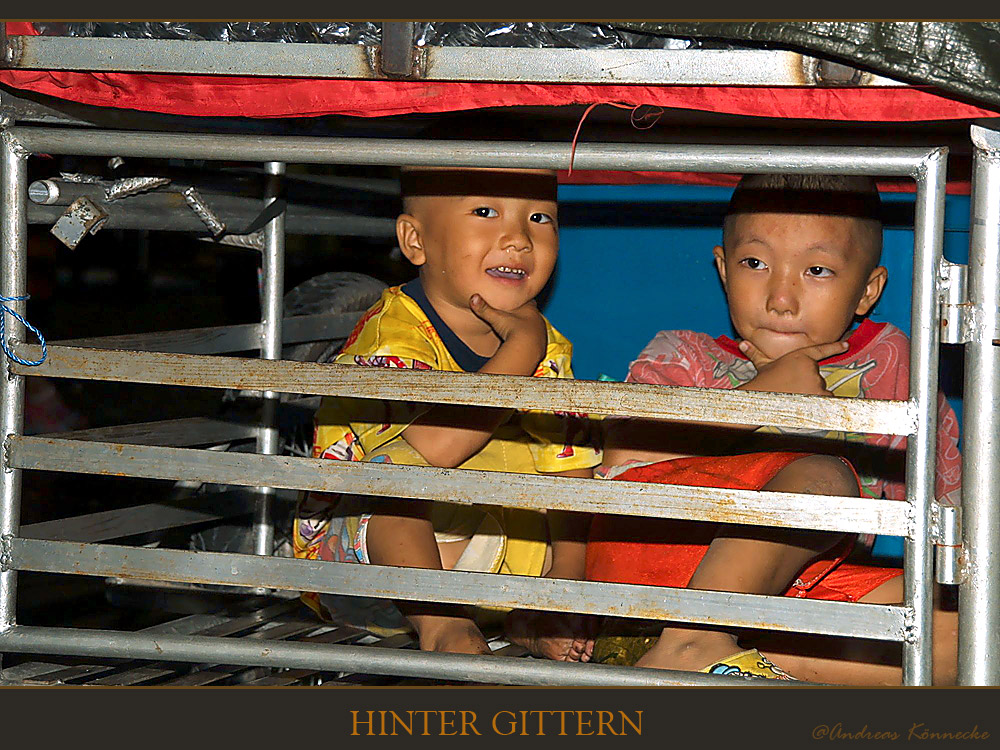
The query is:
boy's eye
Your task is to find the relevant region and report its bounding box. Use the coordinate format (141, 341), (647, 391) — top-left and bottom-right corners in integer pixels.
(473, 207), (499, 218)
(739, 257), (766, 270)
(806, 266), (833, 277)
(530, 212), (554, 225)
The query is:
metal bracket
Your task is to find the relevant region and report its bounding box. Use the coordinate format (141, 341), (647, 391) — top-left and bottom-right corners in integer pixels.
(938, 258), (974, 344)
(0, 533), (13, 572)
(802, 55), (875, 86)
(50, 196), (109, 249)
(378, 22), (420, 78)
(104, 176), (171, 202)
(0, 130), (28, 159)
(0, 22), (14, 68)
(181, 187), (226, 237)
(971, 122), (1000, 163)
(901, 605), (918, 644)
(804, 56), (871, 86)
(931, 501), (967, 585)
(197, 231), (264, 251)
(0, 22), (26, 69)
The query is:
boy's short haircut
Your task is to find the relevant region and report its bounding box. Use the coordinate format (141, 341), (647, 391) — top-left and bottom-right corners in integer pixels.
(400, 114), (554, 213)
(400, 170), (557, 202)
(723, 173), (884, 269)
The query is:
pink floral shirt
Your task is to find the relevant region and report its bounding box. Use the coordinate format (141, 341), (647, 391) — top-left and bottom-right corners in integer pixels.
(626, 319), (962, 511)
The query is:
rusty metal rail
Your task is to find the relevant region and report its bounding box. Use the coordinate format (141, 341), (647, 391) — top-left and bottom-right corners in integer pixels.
(8, 538), (909, 641)
(11, 344), (916, 436)
(7, 436), (910, 536)
(0, 33), (908, 87)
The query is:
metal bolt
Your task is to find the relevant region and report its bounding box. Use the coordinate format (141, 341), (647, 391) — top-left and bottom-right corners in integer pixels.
(28, 180), (59, 205)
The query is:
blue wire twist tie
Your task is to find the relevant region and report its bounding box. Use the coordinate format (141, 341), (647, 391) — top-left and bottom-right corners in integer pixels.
(0, 295), (47, 367)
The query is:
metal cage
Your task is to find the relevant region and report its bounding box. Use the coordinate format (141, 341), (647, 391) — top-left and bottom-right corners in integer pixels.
(1, 125), (976, 685)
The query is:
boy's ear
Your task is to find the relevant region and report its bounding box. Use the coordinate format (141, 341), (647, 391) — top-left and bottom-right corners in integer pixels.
(712, 246), (729, 290)
(855, 265), (889, 316)
(395, 214), (427, 267)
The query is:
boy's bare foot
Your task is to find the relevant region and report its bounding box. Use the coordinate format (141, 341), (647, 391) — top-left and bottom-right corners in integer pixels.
(505, 609), (597, 662)
(631, 628), (797, 679)
(633, 627), (743, 671)
(413, 613), (492, 656)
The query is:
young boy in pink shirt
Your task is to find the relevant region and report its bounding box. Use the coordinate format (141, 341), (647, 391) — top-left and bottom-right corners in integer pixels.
(588, 174), (960, 683)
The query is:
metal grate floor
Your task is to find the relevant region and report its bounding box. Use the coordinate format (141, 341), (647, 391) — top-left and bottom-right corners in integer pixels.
(0, 595), (529, 686)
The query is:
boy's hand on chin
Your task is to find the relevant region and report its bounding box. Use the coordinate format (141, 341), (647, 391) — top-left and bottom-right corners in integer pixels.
(470, 294), (547, 364)
(738, 340), (848, 397)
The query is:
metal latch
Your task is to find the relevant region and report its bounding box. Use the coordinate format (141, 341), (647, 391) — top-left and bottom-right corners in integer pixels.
(50, 196), (108, 250)
(931, 501), (966, 585)
(939, 258), (973, 344)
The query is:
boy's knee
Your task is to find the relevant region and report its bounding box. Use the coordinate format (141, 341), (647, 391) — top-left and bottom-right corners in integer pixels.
(781, 455), (859, 497)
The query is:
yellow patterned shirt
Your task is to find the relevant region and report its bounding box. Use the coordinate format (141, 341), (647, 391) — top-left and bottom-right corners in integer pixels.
(294, 281), (602, 601)
(311, 281), (602, 474)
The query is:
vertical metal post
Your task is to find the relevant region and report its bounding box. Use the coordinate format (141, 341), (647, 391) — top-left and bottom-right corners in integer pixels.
(901, 148), (947, 685)
(251, 161), (285, 567)
(0, 22), (13, 68)
(958, 125), (1000, 685)
(380, 22), (416, 78)
(0, 133), (27, 668)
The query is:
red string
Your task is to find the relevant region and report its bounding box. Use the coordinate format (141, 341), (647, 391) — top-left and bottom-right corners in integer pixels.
(567, 102), (664, 176)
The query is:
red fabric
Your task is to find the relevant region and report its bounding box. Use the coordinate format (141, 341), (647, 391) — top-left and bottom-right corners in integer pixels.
(802, 562), (901, 602)
(3, 67), (994, 123)
(585, 452), (890, 602)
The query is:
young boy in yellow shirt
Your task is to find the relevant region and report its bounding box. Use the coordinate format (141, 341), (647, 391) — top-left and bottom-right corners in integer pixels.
(294, 165), (602, 661)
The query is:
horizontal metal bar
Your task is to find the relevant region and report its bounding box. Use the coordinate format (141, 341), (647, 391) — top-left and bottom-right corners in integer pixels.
(156, 600), (302, 638)
(424, 46), (908, 86)
(9, 35), (375, 78)
(0, 624), (801, 686)
(12, 345), (916, 435)
(86, 615), (340, 686)
(8, 539), (907, 641)
(51, 312), (358, 354)
(8, 437), (910, 536)
(38, 416), (257, 447)
(1, 661), (114, 685)
(18, 488), (258, 543)
(27, 192), (396, 238)
(0, 88), (102, 128)
(139, 613), (245, 637)
(7, 35), (904, 88)
(8, 127), (935, 177)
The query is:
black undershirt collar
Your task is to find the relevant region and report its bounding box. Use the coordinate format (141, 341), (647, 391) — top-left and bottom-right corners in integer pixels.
(401, 279), (490, 373)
